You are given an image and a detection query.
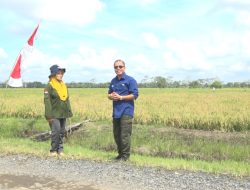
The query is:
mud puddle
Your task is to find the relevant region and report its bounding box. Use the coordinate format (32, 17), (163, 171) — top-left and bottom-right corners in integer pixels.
(0, 174), (96, 190)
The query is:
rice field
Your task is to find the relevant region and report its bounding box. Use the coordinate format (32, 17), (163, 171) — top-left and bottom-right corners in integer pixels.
(0, 88), (250, 131)
(0, 88), (249, 176)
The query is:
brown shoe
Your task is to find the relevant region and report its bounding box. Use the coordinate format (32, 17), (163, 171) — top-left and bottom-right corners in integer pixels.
(49, 152), (58, 157)
(58, 152), (65, 156)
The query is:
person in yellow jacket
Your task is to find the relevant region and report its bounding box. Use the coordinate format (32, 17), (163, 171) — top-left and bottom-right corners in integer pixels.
(44, 65), (73, 156)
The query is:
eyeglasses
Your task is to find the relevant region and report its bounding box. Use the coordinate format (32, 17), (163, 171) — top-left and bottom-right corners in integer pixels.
(114, 65), (124, 69)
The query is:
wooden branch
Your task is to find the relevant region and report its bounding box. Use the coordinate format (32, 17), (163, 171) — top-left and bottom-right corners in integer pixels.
(33, 120), (90, 141)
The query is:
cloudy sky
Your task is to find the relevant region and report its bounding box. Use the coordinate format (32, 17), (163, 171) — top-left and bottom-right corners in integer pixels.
(0, 0), (250, 83)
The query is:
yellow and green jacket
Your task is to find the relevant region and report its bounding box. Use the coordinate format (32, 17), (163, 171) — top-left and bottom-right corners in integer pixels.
(44, 83), (73, 119)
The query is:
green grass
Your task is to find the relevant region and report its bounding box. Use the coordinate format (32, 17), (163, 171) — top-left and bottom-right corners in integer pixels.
(0, 137), (249, 177)
(0, 117), (249, 177)
(68, 122), (250, 163)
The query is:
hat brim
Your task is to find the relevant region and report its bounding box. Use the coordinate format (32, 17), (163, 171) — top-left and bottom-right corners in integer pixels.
(49, 68), (66, 77)
(58, 68), (66, 73)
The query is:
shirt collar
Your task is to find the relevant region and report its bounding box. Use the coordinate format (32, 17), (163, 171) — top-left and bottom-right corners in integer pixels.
(116, 73), (127, 80)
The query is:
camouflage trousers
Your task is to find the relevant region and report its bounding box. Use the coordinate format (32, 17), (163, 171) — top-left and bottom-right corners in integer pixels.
(49, 118), (66, 153)
(113, 115), (133, 159)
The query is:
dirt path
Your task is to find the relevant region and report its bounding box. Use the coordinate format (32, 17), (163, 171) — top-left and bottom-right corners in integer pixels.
(0, 154), (249, 190)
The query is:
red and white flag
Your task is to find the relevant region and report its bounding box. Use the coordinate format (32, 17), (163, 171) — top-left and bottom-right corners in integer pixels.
(7, 54), (23, 87)
(7, 24), (39, 87)
(28, 24), (39, 46)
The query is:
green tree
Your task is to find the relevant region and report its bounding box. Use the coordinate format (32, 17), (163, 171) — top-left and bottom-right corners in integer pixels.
(189, 80), (202, 88)
(210, 80), (222, 89)
(154, 76), (167, 88)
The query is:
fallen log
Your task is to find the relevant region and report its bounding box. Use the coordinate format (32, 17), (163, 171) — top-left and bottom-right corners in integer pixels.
(33, 120), (90, 141)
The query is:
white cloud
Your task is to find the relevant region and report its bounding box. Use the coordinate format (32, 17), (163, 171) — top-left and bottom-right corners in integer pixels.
(220, 0), (250, 26)
(20, 45), (118, 82)
(130, 53), (156, 71)
(163, 52), (178, 70)
(162, 29), (250, 80)
(142, 32), (160, 49)
(22, 49), (51, 70)
(63, 46), (119, 82)
(0, 48), (8, 59)
(236, 11), (250, 26)
(76, 45), (118, 70)
(36, 0), (104, 25)
(1, 0), (105, 26)
(218, 0), (250, 18)
(78, 46), (97, 60)
(165, 38), (208, 70)
(93, 28), (132, 43)
(228, 62), (248, 72)
(202, 29), (238, 58)
(241, 32), (250, 58)
(123, 53), (158, 80)
(14, 48), (53, 81)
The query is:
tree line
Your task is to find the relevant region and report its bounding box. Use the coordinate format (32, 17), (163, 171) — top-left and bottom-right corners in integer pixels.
(1, 76), (250, 88)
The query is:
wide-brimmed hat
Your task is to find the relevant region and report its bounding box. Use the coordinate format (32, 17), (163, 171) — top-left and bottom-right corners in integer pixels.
(49, 64), (66, 77)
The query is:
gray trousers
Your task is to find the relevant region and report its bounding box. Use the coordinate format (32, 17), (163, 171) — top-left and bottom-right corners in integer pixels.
(49, 118), (66, 153)
(113, 115), (132, 158)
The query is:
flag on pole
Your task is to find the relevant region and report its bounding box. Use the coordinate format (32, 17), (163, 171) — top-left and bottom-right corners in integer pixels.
(7, 24), (39, 87)
(7, 54), (23, 87)
(28, 25), (39, 46)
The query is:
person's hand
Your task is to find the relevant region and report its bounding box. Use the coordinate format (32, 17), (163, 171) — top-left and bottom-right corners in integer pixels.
(111, 92), (122, 101)
(47, 118), (53, 125)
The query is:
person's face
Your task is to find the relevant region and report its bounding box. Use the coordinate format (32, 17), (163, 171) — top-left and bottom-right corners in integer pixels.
(55, 70), (64, 81)
(114, 61), (125, 77)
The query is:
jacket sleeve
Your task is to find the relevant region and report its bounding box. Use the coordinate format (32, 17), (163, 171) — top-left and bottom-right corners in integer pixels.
(66, 88), (73, 117)
(44, 85), (53, 119)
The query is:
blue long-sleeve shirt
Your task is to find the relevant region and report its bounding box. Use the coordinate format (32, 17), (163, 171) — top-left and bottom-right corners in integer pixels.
(108, 73), (139, 118)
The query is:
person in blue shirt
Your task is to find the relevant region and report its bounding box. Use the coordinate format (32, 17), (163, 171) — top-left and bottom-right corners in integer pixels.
(108, 59), (139, 161)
